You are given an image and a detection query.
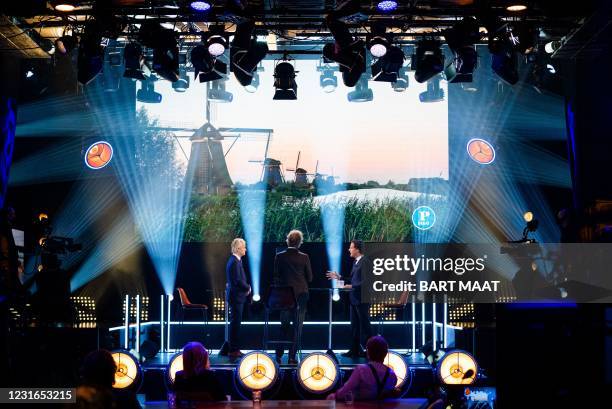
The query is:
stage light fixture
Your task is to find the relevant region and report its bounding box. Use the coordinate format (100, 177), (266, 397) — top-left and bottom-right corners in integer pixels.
(377, 1), (398, 12)
(413, 39), (444, 83)
(165, 351), (183, 386)
(273, 59), (298, 100)
(231, 20), (269, 87)
(244, 70), (260, 93)
(371, 46), (405, 83)
(77, 22), (105, 85)
(391, 66), (409, 92)
(55, 35), (77, 55)
(437, 350), (477, 386)
(237, 351), (279, 394)
(506, 3), (527, 12)
(419, 75), (444, 103)
(123, 43), (151, 81)
(172, 65), (190, 92)
(384, 351), (409, 388)
(297, 352), (339, 394)
(466, 138), (496, 165)
(323, 12), (366, 87)
(489, 25), (519, 85)
(444, 17), (480, 83)
(208, 80), (233, 103)
(206, 35), (227, 57)
(545, 40), (561, 54)
(137, 80), (162, 103)
(53, 2), (76, 12)
(347, 76), (373, 102)
(111, 350), (143, 391)
(191, 44), (226, 83)
(84, 141), (114, 170)
(138, 21), (179, 82)
(332, 293), (340, 302)
(523, 211), (533, 222)
(190, 1), (212, 12)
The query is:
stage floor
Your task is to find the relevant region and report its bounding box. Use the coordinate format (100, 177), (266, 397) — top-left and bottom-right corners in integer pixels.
(143, 350), (431, 369)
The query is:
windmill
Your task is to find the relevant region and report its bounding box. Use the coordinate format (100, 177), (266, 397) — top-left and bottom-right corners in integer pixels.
(247, 132), (284, 187)
(285, 151), (310, 185)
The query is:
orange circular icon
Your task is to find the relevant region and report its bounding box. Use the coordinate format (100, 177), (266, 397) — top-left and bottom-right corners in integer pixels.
(467, 138), (495, 165)
(85, 141), (113, 169)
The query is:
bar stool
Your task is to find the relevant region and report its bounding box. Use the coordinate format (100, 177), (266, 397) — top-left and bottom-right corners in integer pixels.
(176, 288), (209, 340)
(377, 291), (411, 347)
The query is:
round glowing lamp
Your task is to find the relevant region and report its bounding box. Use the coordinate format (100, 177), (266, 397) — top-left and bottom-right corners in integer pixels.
(111, 350), (143, 391)
(252, 294), (261, 302)
(384, 351), (409, 388)
(297, 352), (339, 394)
(190, 1), (212, 12)
(377, 1), (398, 12)
(237, 351), (279, 393)
(437, 350), (478, 386)
(523, 211), (534, 223)
(53, 2), (76, 12)
(165, 351), (184, 386)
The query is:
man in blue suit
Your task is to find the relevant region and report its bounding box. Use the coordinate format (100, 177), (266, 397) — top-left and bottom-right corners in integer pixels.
(326, 239), (373, 358)
(225, 238), (251, 359)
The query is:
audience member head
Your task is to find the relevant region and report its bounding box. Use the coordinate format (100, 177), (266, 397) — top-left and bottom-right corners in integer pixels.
(366, 335), (389, 363)
(182, 342), (210, 377)
(286, 230), (303, 248)
(81, 349), (117, 388)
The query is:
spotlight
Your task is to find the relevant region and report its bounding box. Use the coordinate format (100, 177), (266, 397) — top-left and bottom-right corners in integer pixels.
(377, 1), (398, 12)
(38, 213), (49, 222)
(367, 22), (389, 58)
(123, 43), (151, 81)
(523, 211), (534, 222)
(273, 59), (297, 100)
(111, 350), (143, 391)
(237, 351), (279, 396)
(138, 21), (179, 82)
(52, 2), (76, 12)
(137, 80), (162, 103)
(77, 22), (105, 85)
(419, 75), (444, 103)
(332, 293), (340, 302)
(413, 39), (444, 83)
(545, 40), (561, 54)
(55, 35), (77, 55)
(172, 65), (190, 92)
(252, 294), (261, 302)
(190, 1), (212, 12)
(347, 77), (373, 102)
(191, 44), (226, 83)
(208, 80), (233, 103)
(444, 17), (480, 83)
(506, 3), (527, 12)
(231, 20), (269, 87)
(371, 46), (405, 83)
(384, 351), (409, 388)
(317, 61), (338, 93)
(244, 70), (260, 93)
(206, 35), (227, 57)
(520, 211), (539, 241)
(296, 352), (339, 394)
(323, 12), (366, 87)
(489, 25), (519, 85)
(391, 66), (409, 92)
(466, 138), (495, 165)
(437, 350), (477, 386)
(165, 351), (183, 386)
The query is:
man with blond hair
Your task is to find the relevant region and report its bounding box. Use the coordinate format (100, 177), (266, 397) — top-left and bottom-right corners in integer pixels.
(225, 238), (250, 359)
(273, 229), (313, 364)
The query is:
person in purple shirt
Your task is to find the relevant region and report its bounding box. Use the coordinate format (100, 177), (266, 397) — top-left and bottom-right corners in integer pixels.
(327, 336), (398, 401)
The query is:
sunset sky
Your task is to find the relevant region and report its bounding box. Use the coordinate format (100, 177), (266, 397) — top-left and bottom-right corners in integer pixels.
(139, 58), (449, 185)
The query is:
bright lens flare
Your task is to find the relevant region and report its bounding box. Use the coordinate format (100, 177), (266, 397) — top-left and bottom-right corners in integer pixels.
(384, 351), (409, 388)
(85, 141), (114, 169)
(111, 351), (140, 389)
(437, 350), (478, 385)
(237, 351), (278, 391)
(297, 353), (339, 393)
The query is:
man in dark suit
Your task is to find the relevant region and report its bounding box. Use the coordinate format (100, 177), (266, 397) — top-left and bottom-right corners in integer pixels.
(273, 230), (313, 364)
(225, 238), (250, 359)
(326, 239), (373, 358)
